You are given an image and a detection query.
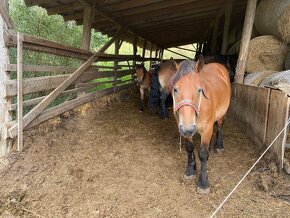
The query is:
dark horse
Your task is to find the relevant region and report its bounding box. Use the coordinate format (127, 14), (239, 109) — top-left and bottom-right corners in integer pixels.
(148, 58), (178, 119)
(171, 56), (231, 194)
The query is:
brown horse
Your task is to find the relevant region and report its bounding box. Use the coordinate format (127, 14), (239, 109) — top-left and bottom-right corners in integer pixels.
(157, 58), (178, 118)
(134, 63), (152, 112)
(171, 56), (231, 194)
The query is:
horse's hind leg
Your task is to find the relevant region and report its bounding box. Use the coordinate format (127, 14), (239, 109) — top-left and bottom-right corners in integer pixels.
(139, 88), (144, 112)
(215, 117), (224, 154)
(184, 138), (197, 180)
(197, 126), (213, 194)
(159, 90), (169, 119)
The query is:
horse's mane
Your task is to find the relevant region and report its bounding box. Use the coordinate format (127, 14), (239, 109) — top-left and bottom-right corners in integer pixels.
(135, 64), (147, 73)
(171, 60), (196, 85)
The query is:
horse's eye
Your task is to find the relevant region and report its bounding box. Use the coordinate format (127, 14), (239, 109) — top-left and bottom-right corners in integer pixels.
(197, 88), (202, 93)
(173, 88), (178, 93)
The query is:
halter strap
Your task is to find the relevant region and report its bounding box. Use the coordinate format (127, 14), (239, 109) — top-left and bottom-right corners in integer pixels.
(173, 90), (203, 116)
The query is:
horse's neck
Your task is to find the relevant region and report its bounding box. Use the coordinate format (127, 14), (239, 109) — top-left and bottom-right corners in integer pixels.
(142, 69), (148, 81)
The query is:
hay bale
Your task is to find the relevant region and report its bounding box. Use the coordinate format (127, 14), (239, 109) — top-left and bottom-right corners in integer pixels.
(255, 0), (290, 42)
(246, 36), (289, 73)
(277, 4), (290, 43)
(244, 71), (277, 86)
(285, 51), (290, 70)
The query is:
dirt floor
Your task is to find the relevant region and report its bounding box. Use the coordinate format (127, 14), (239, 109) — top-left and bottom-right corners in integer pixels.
(0, 88), (290, 218)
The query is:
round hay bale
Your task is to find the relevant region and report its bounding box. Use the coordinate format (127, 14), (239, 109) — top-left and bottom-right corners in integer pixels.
(285, 51), (290, 70)
(255, 0), (290, 42)
(246, 35), (289, 73)
(277, 4), (290, 43)
(244, 71), (277, 86)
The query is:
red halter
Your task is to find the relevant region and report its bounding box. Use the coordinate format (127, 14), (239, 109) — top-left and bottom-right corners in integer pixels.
(173, 91), (202, 116)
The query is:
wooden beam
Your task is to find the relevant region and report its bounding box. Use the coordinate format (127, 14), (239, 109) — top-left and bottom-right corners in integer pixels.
(221, 0), (234, 55)
(5, 69), (134, 97)
(8, 33), (119, 138)
(165, 48), (192, 59)
(235, 0), (258, 84)
(6, 64), (99, 73)
(175, 46), (196, 52)
(25, 83), (134, 130)
(0, 6), (12, 156)
(91, 1), (160, 48)
(114, 37), (120, 91)
(81, 6), (94, 51)
(11, 88), (89, 111)
(133, 35), (138, 67)
(142, 40), (147, 58)
(47, 2), (84, 15)
(17, 33), (23, 152)
(0, 0), (14, 29)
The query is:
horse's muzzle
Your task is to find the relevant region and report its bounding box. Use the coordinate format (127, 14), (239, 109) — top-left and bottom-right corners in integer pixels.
(179, 124), (197, 137)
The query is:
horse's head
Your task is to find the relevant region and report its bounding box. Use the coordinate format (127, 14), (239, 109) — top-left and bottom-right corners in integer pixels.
(171, 56), (206, 138)
(134, 63), (146, 85)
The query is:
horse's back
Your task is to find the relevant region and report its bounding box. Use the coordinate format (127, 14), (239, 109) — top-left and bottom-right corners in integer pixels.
(201, 63), (231, 120)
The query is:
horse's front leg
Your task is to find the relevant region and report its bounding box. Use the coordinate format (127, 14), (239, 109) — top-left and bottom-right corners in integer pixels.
(197, 126), (213, 194)
(139, 87), (144, 112)
(159, 90), (169, 119)
(184, 138), (197, 179)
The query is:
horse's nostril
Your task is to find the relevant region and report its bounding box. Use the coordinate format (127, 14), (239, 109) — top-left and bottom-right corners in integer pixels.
(179, 125), (197, 137)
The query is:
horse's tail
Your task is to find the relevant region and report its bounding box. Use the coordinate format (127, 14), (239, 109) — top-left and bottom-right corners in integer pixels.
(148, 65), (160, 113)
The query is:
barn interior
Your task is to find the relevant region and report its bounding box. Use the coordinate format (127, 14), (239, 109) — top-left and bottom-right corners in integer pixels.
(0, 0), (290, 216)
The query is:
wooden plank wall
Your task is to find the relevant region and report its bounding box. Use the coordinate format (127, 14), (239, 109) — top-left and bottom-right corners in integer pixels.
(228, 83), (290, 167)
(228, 83), (270, 148)
(266, 90), (290, 168)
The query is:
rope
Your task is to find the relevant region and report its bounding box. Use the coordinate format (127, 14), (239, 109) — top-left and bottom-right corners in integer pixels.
(210, 117), (290, 218)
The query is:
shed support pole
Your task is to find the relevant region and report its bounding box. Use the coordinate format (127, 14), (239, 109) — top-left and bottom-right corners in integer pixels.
(234, 0), (257, 83)
(79, 5), (94, 96)
(142, 40), (147, 59)
(149, 43), (153, 68)
(133, 35), (137, 68)
(0, 0), (12, 157)
(81, 3), (95, 51)
(114, 37), (120, 92)
(221, 0), (233, 55)
(17, 33), (23, 152)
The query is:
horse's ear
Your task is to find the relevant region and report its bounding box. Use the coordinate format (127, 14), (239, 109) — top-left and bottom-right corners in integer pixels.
(170, 57), (179, 71)
(195, 54), (205, 73)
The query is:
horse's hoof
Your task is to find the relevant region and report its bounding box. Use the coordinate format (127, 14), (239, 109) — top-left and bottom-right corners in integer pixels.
(215, 148), (224, 154)
(184, 174), (196, 180)
(197, 186), (210, 195)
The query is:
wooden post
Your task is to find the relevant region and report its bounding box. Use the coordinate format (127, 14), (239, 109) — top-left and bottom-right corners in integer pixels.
(235, 0), (257, 83)
(0, 0), (14, 29)
(142, 40), (147, 59)
(0, 1), (12, 156)
(221, 0), (234, 55)
(160, 49), (164, 61)
(17, 33), (23, 152)
(81, 5), (94, 50)
(155, 47), (159, 59)
(149, 43), (153, 69)
(114, 37), (120, 92)
(79, 4), (94, 97)
(133, 35), (137, 67)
